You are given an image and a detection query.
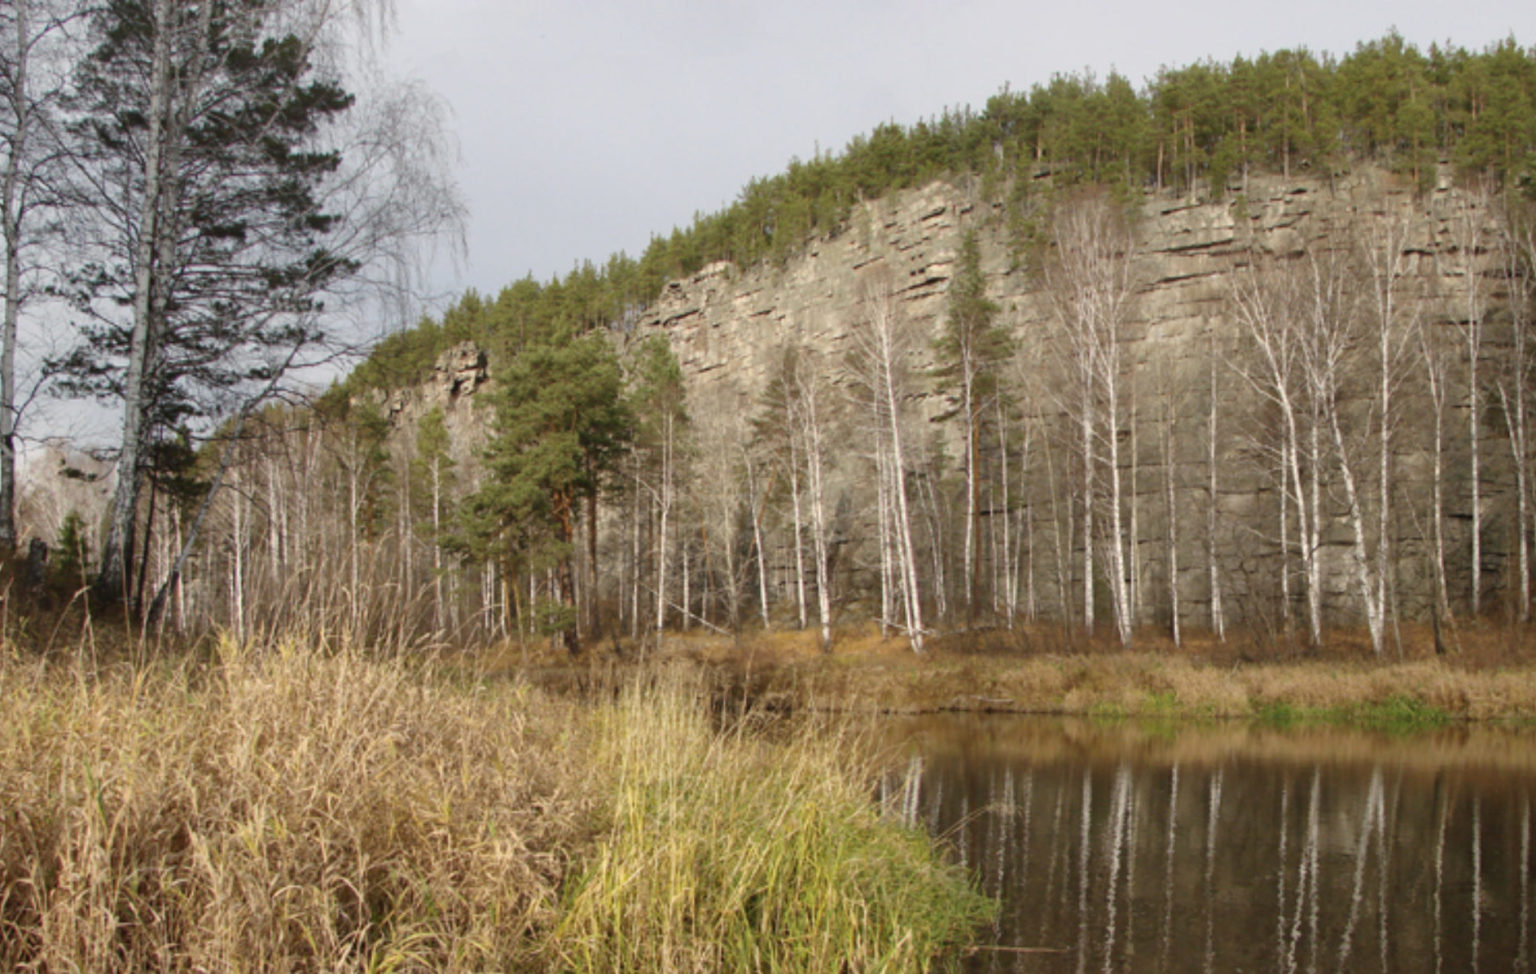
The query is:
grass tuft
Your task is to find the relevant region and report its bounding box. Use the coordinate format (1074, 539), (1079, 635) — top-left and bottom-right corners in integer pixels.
(551, 673), (991, 973)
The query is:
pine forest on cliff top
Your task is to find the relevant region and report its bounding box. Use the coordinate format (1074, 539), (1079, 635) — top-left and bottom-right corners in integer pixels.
(351, 33), (1536, 393)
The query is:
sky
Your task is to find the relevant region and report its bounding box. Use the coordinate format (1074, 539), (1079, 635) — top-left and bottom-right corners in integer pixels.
(387, 0), (1536, 313)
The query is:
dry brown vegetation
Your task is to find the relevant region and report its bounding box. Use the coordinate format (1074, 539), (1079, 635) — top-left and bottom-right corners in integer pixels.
(569, 619), (1536, 723)
(0, 627), (988, 973)
(0, 640), (586, 970)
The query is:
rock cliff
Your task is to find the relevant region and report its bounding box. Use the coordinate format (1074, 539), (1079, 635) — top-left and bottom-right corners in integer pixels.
(619, 167), (1519, 629)
(390, 165), (1523, 633)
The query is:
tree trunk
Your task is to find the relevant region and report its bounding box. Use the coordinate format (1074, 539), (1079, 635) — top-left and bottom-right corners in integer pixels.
(788, 436), (807, 630)
(1082, 378), (1095, 635)
(0, 0), (30, 553)
(1163, 386), (1181, 647)
(885, 339), (923, 652)
(1208, 327), (1225, 640)
(97, 0), (176, 605)
(654, 412), (673, 645)
(431, 457), (443, 632)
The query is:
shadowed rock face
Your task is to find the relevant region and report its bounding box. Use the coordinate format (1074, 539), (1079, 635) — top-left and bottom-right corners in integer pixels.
(394, 166), (1522, 632)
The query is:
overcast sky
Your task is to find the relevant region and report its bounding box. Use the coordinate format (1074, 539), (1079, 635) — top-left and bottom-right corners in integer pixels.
(387, 0), (1535, 312)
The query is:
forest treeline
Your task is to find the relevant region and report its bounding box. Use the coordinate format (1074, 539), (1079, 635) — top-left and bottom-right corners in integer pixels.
(47, 173), (1536, 657)
(347, 32), (1536, 396)
(20, 31), (1536, 656)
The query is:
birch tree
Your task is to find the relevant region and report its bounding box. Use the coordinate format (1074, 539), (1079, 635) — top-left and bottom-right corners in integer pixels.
(1495, 198), (1534, 621)
(689, 386), (750, 630)
(1357, 207), (1418, 642)
(1231, 250), (1323, 645)
(1448, 183), (1491, 615)
(1302, 243), (1386, 654)
(1207, 323), (1225, 639)
(0, 0), (75, 550)
(57, 0), (460, 609)
(784, 345), (836, 650)
(1045, 194), (1139, 644)
(1416, 285), (1455, 624)
(849, 276), (925, 651)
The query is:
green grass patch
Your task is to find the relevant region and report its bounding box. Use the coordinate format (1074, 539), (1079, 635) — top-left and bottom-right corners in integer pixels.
(1086, 700), (1130, 722)
(1347, 695), (1454, 729)
(551, 683), (992, 972)
(1142, 690), (1181, 715)
(1253, 695), (1454, 731)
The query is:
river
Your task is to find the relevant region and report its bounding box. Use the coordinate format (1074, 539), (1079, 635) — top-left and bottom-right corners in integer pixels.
(881, 715), (1536, 973)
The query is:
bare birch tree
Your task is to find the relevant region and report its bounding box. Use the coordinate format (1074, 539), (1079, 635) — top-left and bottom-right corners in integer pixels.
(849, 276), (925, 651)
(1207, 323), (1226, 639)
(1495, 198), (1534, 621)
(1448, 183), (1492, 615)
(1416, 287), (1456, 625)
(1231, 249), (1324, 646)
(1357, 206), (1418, 642)
(0, 0), (77, 551)
(785, 345), (836, 650)
(1045, 193), (1139, 644)
(1302, 243), (1386, 654)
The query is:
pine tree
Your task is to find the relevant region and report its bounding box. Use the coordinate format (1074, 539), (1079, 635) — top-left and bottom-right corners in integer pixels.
(54, 0), (459, 611)
(54, 0), (357, 606)
(935, 230), (1010, 623)
(459, 326), (629, 652)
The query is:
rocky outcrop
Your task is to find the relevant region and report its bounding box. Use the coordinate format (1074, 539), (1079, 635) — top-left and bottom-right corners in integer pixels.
(380, 340), (489, 471)
(621, 167), (1519, 629)
(382, 165), (1521, 633)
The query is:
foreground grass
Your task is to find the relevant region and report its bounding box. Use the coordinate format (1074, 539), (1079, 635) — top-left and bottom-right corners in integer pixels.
(0, 641), (986, 972)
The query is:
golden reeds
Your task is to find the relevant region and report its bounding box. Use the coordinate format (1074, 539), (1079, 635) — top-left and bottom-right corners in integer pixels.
(0, 643), (987, 972)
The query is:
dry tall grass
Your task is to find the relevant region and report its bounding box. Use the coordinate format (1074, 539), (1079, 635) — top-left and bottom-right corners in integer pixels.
(0, 641), (986, 972)
(0, 640), (585, 971)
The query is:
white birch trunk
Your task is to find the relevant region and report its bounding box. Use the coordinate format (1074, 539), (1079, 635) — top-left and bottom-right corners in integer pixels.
(99, 0), (176, 600)
(1454, 197), (1488, 615)
(1208, 327), (1225, 640)
(788, 436), (807, 630)
(1163, 389), (1181, 647)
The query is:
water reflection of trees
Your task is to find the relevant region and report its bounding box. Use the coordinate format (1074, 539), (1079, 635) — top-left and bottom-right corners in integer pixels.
(883, 722), (1534, 973)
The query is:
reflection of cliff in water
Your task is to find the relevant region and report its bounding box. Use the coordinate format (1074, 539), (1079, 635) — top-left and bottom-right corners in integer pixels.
(882, 716), (1535, 973)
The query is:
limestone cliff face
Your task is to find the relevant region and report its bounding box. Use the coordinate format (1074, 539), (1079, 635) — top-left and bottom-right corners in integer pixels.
(379, 339), (489, 473)
(620, 167), (1515, 628)
(630, 169), (1466, 425)
(387, 166), (1518, 631)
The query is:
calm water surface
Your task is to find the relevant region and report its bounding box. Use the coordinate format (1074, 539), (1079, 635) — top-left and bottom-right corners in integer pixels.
(881, 716), (1536, 973)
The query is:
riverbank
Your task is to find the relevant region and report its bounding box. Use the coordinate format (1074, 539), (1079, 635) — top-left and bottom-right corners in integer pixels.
(511, 621), (1536, 725)
(0, 641), (987, 972)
